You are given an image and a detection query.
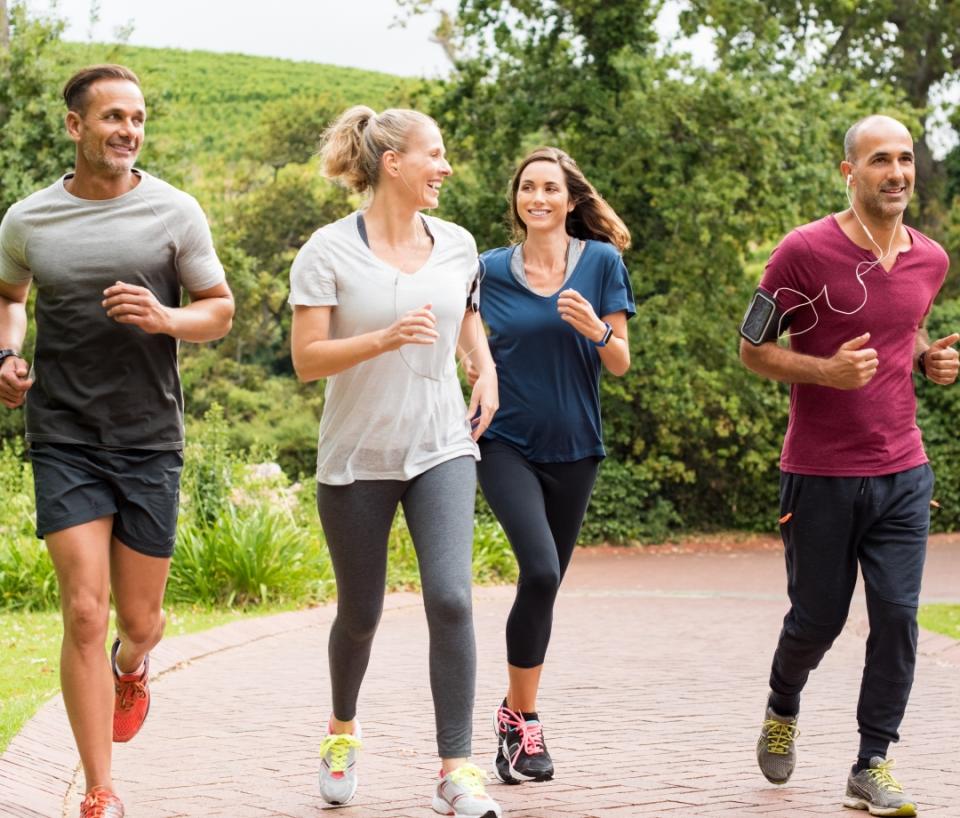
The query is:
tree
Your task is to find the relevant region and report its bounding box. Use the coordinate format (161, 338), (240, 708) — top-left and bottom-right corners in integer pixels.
(0, 3), (73, 219)
(244, 94), (340, 180)
(680, 1), (960, 234)
(1, 1), (9, 51)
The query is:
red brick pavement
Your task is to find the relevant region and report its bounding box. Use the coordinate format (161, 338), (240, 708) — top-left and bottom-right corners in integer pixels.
(1, 538), (958, 818)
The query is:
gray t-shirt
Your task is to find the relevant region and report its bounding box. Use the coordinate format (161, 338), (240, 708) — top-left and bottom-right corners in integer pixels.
(0, 170), (226, 449)
(289, 211), (480, 485)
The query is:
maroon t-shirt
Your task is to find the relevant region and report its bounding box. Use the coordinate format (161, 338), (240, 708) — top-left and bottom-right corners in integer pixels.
(759, 214), (948, 476)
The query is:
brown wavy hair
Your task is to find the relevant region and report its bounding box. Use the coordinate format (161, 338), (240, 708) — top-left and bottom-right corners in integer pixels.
(510, 147), (630, 251)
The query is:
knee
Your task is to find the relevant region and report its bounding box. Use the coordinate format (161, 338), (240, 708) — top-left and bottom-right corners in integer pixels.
(425, 586), (472, 627)
(336, 604), (382, 645)
(785, 611), (847, 647)
(62, 593), (110, 649)
(116, 607), (165, 647)
(518, 565), (562, 601)
(872, 598), (918, 630)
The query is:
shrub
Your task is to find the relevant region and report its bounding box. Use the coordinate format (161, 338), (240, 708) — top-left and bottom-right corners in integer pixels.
(582, 458), (680, 545)
(916, 295), (960, 531)
(0, 441), (57, 611)
(168, 506), (332, 607)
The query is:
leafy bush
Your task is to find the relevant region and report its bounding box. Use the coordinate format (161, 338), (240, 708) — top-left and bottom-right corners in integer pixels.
(583, 458), (679, 545)
(0, 441), (57, 611)
(916, 295), (960, 531)
(168, 506), (332, 607)
(0, 537), (59, 612)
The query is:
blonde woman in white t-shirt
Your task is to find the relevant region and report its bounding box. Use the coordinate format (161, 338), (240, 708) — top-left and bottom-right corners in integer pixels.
(289, 106), (501, 818)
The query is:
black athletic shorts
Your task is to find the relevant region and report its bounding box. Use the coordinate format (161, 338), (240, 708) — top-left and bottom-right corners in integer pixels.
(29, 442), (184, 558)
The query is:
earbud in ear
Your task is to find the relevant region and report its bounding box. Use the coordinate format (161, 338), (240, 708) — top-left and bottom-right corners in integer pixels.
(846, 174), (853, 186)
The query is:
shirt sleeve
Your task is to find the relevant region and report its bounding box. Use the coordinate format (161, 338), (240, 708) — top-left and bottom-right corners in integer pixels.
(599, 249), (636, 320)
(758, 230), (814, 315)
(0, 206), (32, 285)
(289, 235), (338, 307)
(175, 196), (226, 293)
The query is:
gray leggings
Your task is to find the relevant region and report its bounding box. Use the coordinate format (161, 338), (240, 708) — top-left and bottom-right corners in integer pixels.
(316, 455), (477, 758)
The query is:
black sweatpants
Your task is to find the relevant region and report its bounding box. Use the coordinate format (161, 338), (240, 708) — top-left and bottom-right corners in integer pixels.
(770, 463), (933, 760)
(477, 438), (600, 668)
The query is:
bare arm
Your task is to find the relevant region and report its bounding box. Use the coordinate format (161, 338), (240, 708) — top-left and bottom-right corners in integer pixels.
(739, 332), (879, 390)
(290, 302), (439, 383)
(101, 280), (235, 342)
(556, 290), (630, 376)
(458, 309), (499, 440)
(596, 310), (630, 376)
(0, 279), (33, 408)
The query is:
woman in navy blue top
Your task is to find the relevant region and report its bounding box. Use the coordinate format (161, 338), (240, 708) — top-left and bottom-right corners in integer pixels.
(477, 147), (635, 785)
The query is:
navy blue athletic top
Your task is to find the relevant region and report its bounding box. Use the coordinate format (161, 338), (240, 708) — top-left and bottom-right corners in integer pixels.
(479, 239), (635, 462)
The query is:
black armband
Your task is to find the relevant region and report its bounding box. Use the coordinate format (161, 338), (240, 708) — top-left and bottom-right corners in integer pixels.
(466, 257), (484, 313)
(739, 288), (789, 345)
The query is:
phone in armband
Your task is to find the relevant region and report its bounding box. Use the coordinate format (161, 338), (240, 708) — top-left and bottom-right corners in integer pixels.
(739, 289), (781, 346)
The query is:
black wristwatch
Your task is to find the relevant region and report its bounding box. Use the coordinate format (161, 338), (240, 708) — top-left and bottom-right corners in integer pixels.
(917, 350), (928, 379)
(0, 349), (22, 367)
(595, 322), (614, 347)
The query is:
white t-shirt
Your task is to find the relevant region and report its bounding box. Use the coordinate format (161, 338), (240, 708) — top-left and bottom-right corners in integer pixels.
(289, 211), (481, 484)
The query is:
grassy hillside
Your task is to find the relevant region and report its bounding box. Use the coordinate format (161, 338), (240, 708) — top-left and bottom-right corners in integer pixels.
(57, 41), (414, 180)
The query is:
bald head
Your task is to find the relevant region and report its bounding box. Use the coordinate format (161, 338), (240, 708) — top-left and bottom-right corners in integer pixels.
(844, 115), (913, 163)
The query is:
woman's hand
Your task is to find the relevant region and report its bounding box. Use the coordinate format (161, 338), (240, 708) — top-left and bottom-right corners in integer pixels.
(557, 289), (605, 342)
(466, 368), (499, 441)
(380, 303), (439, 351)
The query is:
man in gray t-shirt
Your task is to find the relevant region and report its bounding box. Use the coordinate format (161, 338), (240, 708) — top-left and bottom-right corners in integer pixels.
(0, 64), (233, 818)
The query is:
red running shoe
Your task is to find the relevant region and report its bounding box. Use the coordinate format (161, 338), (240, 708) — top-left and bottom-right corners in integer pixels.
(111, 638), (150, 743)
(79, 786), (124, 817)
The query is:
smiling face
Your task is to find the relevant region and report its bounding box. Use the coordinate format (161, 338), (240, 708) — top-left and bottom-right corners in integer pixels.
(514, 160), (575, 238)
(388, 121), (452, 210)
(67, 78), (145, 178)
(842, 118), (915, 222)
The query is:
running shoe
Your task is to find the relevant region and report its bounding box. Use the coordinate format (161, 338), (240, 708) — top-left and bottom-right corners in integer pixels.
(79, 786), (124, 818)
(111, 638), (150, 743)
(494, 703), (553, 783)
(432, 763), (502, 817)
(319, 718), (362, 806)
(843, 757), (917, 816)
(756, 705), (799, 785)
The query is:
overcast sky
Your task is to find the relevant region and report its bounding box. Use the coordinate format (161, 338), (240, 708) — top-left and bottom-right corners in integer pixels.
(27, 0), (460, 77)
(26, 0), (704, 78)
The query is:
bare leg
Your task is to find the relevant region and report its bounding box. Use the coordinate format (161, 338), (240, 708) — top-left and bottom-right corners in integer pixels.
(329, 717), (356, 734)
(507, 664), (544, 713)
(46, 517), (115, 793)
(109, 536), (169, 673)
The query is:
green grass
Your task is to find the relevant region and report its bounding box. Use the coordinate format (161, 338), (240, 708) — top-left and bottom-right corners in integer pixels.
(0, 604), (294, 754)
(919, 603), (960, 640)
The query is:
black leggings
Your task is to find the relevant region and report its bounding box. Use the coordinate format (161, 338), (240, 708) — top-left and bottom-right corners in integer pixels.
(477, 438), (600, 668)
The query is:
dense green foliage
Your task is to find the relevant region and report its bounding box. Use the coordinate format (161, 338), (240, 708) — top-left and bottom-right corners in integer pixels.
(680, 0), (960, 290)
(3, 2), (960, 548)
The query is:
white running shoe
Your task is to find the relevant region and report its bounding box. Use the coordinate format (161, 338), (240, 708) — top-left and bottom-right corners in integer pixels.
(319, 718), (362, 806)
(432, 763), (503, 817)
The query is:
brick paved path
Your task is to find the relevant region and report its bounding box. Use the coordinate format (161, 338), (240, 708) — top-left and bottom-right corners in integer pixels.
(2, 537), (958, 818)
